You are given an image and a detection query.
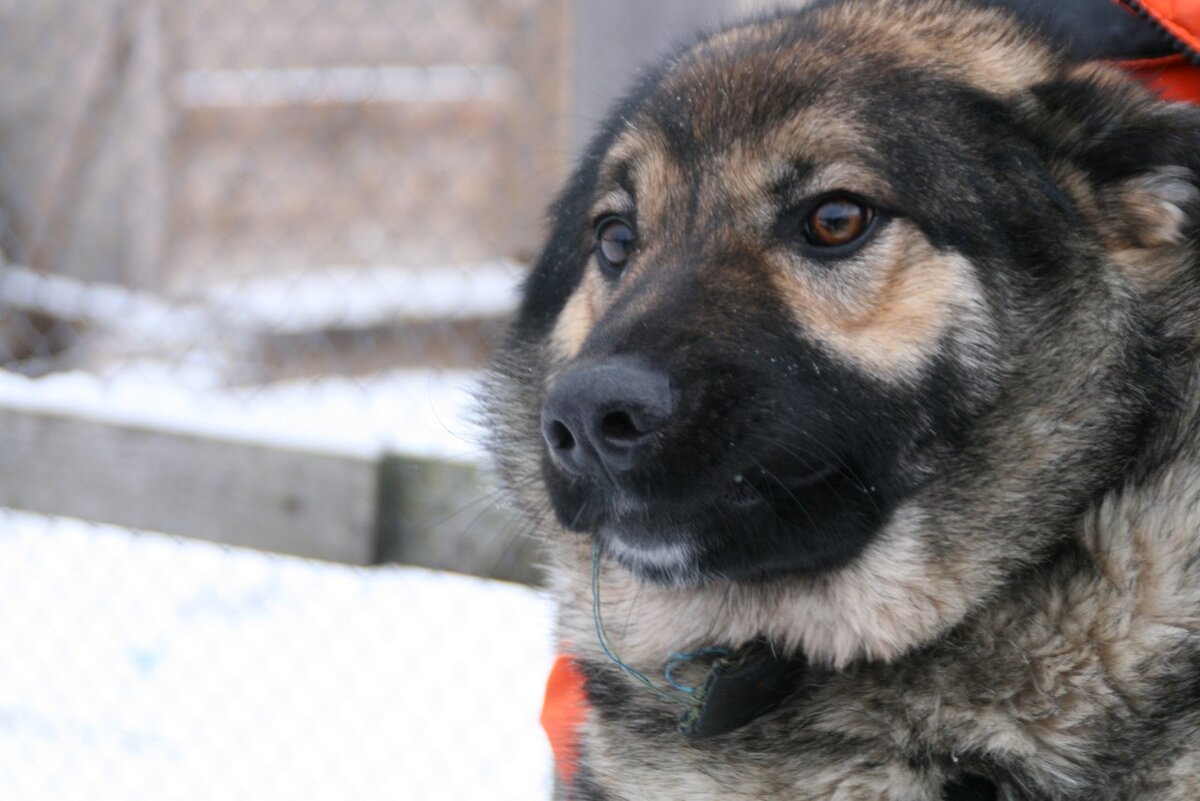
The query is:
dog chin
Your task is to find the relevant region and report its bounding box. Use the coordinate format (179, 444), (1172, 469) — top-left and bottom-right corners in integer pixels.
(598, 525), (702, 586)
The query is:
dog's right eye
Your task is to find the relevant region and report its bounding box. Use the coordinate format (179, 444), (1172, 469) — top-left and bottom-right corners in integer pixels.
(803, 195), (874, 250)
(596, 217), (636, 274)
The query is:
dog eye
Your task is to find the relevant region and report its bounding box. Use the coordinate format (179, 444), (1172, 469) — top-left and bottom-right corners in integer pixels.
(596, 217), (636, 273)
(803, 196), (874, 249)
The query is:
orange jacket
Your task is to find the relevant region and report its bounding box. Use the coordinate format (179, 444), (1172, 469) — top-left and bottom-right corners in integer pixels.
(542, 655), (588, 789)
(1115, 0), (1200, 102)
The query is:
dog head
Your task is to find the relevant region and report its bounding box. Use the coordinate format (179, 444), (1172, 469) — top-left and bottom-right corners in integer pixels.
(486, 0), (1199, 664)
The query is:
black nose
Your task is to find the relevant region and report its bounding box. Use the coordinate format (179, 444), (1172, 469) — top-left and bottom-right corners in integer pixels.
(541, 359), (674, 477)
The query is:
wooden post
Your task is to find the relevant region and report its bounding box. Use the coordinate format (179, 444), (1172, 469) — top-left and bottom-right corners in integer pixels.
(121, 0), (170, 290)
(569, 0), (733, 157)
(376, 454), (542, 586)
(0, 0), (170, 288)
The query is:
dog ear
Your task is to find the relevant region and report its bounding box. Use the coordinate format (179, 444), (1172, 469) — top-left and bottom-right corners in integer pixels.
(1026, 63), (1200, 181)
(1024, 64), (1200, 267)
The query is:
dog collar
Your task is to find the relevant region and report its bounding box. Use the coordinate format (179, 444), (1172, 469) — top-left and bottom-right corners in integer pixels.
(673, 639), (807, 739)
(542, 642), (807, 785)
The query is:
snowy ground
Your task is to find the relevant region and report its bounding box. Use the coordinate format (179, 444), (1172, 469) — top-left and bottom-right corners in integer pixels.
(0, 510), (556, 801)
(0, 257), (552, 798)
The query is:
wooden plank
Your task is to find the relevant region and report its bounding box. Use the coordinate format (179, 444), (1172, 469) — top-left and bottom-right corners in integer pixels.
(168, 101), (516, 287)
(507, 0), (572, 257)
(165, 0), (572, 289)
(0, 403), (540, 582)
(251, 317), (510, 377)
(120, 0), (170, 290)
(177, 65), (518, 108)
(0, 405), (379, 564)
(0, 0), (121, 273)
(0, 0), (173, 287)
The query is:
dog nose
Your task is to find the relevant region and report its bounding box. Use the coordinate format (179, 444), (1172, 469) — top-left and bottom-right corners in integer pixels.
(541, 360), (674, 477)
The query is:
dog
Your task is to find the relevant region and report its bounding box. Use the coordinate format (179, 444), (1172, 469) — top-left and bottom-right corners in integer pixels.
(483, 0), (1200, 797)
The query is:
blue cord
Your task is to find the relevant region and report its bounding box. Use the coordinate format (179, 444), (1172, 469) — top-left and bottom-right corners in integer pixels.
(590, 543), (691, 708)
(664, 647), (732, 694)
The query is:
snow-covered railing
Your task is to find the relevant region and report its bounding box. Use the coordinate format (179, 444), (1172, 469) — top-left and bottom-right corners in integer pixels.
(0, 264), (213, 347)
(0, 365), (537, 580)
(0, 263), (537, 580)
(0, 259), (523, 342)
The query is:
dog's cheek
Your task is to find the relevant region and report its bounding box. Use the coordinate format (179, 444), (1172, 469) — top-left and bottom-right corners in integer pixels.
(768, 222), (997, 389)
(550, 270), (605, 364)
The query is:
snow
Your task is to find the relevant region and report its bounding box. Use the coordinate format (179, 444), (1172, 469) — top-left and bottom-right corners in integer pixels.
(0, 259), (525, 344)
(0, 363), (487, 461)
(0, 265), (212, 346)
(204, 261), (525, 333)
(0, 256), (522, 460)
(0, 256), (552, 798)
(0, 510), (556, 801)
(0, 255), (525, 461)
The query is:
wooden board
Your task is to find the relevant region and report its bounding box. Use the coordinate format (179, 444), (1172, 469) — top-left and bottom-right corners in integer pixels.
(0, 405), (379, 563)
(0, 404), (538, 582)
(569, 0), (731, 157)
(0, 0), (170, 287)
(165, 0), (570, 290)
(170, 101), (517, 286)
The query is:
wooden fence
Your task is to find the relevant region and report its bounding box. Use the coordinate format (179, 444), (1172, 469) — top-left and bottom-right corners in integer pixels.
(0, 402), (541, 584)
(0, 0), (570, 293)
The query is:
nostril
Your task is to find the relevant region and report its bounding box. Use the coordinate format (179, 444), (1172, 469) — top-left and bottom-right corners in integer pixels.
(546, 420), (576, 450)
(600, 411), (642, 444)
(542, 358), (673, 476)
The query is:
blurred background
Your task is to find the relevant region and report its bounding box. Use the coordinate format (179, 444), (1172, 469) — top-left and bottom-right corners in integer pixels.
(0, 1), (774, 798)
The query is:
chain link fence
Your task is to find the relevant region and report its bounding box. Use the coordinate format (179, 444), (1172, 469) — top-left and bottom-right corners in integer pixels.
(0, 0), (567, 372)
(0, 0), (575, 566)
(0, 0), (795, 797)
(0, 0), (571, 797)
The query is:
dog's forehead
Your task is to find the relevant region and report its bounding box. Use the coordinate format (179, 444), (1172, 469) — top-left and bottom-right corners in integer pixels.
(599, 0), (1060, 188)
(673, 0), (1063, 98)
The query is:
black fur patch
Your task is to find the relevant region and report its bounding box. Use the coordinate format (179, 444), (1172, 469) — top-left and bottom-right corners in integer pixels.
(943, 774), (998, 801)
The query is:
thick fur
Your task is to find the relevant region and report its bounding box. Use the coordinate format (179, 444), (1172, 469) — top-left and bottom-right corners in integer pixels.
(483, 1), (1200, 798)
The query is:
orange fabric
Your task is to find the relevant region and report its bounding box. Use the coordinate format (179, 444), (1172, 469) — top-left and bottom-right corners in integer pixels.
(541, 655), (589, 788)
(1128, 0), (1200, 53)
(1108, 0), (1200, 104)
(1118, 53), (1200, 102)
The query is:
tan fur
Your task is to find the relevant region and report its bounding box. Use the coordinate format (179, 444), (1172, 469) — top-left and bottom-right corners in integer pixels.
(552, 457), (1200, 796)
(551, 270), (602, 362)
(558, 132), (993, 383)
(591, 129), (685, 237)
(554, 506), (966, 670)
(771, 225), (990, 381)
(1106, 168), (1200, 294)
